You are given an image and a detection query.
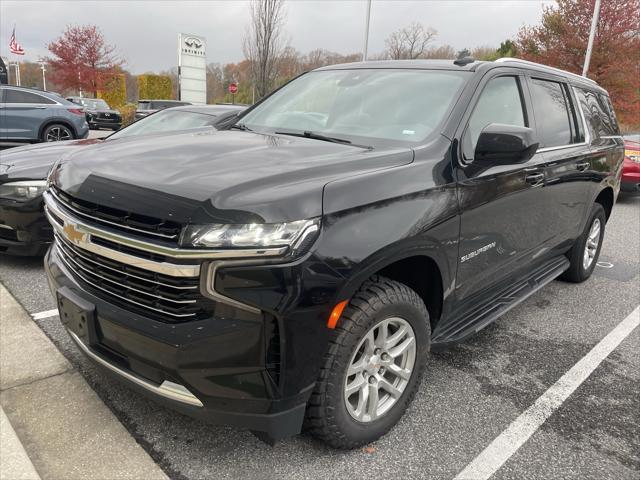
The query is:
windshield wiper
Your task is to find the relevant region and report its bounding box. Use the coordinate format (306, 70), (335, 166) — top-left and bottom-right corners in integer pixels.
(230, 123), (253, 132)
(275, 130), (372, 149)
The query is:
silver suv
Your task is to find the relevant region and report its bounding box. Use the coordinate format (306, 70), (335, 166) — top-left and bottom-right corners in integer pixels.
(0, 86), (89, 142)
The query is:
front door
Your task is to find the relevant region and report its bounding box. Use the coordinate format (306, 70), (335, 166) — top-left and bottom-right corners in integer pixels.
(453, 70), (550, 307)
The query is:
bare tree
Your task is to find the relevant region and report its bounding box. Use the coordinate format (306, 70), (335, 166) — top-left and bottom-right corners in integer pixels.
(385, 22), (437, 60)
(243, 0), (286, 99)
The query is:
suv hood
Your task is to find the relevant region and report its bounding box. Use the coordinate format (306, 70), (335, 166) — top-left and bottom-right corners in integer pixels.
(52, 129), (413, 224)
(0, 139), (102, 183)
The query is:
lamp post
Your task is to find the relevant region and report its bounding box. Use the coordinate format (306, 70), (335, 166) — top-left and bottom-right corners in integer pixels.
(582, 0), (601, 77)
(362, 0), (372, 61)
(38, 59), (47, 91)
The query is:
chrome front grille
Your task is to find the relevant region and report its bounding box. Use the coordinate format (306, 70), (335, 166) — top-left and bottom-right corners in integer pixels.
(54, 231), (211, 322)
(44, 189), (287, 320)
(51, 187), (182, 241)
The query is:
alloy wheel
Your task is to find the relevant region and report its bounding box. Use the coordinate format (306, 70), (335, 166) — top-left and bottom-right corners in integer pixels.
(583, 217), (601, 270)
(46, 126), (72, 142)
(344, 317), (416, 423)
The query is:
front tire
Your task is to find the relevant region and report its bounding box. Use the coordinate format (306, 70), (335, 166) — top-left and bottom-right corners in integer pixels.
(41, 124), (74, 142)
(560, 203), (606, 283)
(305, 276), (430, 449)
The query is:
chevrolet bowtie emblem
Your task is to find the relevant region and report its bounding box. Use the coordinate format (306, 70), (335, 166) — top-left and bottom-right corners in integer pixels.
(63, 223), (84, 243)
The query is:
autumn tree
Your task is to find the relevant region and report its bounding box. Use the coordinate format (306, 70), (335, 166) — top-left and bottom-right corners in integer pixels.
(496, 40), (517, 58)
(385, 22), (437, 60)
(243, 0), (287, 100)
(517, 0), (640, 126)
(47, 25), (122, 98)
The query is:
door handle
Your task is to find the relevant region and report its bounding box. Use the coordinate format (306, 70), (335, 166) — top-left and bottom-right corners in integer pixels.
(576, 161), (590, 171)
(525, 172), (544, 185)
(34, 106), (47, 109)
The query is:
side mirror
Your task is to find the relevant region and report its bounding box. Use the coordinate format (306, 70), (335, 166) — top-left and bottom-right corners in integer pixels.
(474, 123), (539, 165)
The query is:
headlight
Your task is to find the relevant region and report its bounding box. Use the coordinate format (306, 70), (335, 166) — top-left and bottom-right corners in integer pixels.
(183, 218), (319, 249)
(0, 181), (47, 201)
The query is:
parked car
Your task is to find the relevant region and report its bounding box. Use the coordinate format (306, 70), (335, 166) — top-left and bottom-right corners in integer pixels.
(66, 97), (122, 131)
(0, 85), (89, 142)
(43, 59), (623, 448)
(621, 133), (640, 195)
(0, 105), (245, 255)
(135, 99), (192, 120)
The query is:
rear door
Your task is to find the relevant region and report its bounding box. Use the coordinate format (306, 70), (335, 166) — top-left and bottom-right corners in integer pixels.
(3, 88), (55, 140)
(527, 75), (593, 251)
(574, 88), (625, 196)
(454, 68), (550, 304)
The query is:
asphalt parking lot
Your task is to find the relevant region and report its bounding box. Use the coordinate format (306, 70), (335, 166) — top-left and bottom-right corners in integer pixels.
(0, 195), (638, 480)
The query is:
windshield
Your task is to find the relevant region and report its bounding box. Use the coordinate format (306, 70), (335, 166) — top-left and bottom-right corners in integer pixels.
(110, 109), (217, 139)
(81, 98), (110, 110)
(240, 69), (469, 147)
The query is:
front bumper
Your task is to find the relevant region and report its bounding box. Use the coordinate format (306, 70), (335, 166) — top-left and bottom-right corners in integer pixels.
(0, 197), (51, 255)
(88, 119), (121, 130)
(45, 241), (335, 439)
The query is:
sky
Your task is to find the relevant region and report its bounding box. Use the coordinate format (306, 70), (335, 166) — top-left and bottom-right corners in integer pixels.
(1, 0), (555, 74)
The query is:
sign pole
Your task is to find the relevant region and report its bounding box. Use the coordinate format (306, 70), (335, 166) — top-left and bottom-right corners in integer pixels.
(362, 0), (372, 61)
(582, 0), (601, 77)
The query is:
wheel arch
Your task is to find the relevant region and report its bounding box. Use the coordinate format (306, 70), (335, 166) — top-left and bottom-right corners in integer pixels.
(593, 186), (614, 221)
(38, 118), (77, 141)
(335, 252), (445, 332)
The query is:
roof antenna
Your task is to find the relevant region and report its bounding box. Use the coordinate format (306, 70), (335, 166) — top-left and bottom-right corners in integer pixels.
(454, 56), (475, 66)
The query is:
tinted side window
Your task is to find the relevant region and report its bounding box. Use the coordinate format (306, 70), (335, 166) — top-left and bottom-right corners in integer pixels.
(463, 76), (526, 159)
(598, 94), (620, 135)
(575, 88), (598, 139)
(530, 79), (572, 148)
(576, 88), (617, 138)
(5, 89), (55, 104)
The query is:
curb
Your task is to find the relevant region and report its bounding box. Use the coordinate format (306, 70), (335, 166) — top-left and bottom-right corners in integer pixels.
(0, 284), (169, 480)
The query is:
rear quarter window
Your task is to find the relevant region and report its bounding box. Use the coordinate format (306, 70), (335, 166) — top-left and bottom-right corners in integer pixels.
(576, 88), (618, 138)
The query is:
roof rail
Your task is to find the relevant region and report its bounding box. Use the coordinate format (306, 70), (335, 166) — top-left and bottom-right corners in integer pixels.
(495, 57), (598, 86)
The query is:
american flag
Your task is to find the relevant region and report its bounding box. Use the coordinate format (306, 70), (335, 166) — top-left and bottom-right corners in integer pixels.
(9, 27), (25, 55)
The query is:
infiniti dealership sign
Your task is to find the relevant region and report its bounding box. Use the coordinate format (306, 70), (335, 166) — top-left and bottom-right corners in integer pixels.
(178, 33), (206, 104)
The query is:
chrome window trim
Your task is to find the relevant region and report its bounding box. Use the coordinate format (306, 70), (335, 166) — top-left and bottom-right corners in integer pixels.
(494, 58), (598, 86)
(44, 190), (289, 261)
(2, 87), (62, 106)
(67, 329), (203, 407)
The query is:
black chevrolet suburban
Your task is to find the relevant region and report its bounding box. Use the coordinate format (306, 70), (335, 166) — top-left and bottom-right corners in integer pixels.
(43, 58), (623, 448)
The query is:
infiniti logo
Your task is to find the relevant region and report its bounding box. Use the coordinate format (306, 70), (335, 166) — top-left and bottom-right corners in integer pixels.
(184, 37), (203, 49)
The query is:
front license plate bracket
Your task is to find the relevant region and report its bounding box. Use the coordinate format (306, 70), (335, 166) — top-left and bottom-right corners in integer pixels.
(56, 286), (98, 347)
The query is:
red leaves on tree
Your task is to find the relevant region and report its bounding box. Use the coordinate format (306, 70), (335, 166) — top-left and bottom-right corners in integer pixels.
(517, 0), (640, 128)
(47, 25), (123, 97)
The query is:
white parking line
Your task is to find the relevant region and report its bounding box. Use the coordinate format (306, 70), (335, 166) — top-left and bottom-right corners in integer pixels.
(455, 305), (640, 480)
(31, 309), (59, 320)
